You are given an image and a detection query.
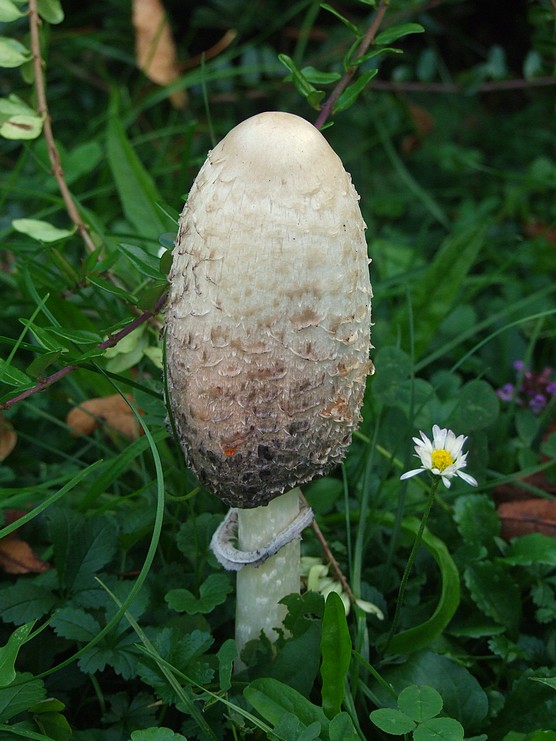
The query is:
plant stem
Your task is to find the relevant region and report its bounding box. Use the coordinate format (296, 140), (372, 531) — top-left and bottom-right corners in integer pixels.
(235, 488), (302, 664)
(28, 0), (97, 254)
(382, 477), (440, 655)
(314, 0), (390, 130)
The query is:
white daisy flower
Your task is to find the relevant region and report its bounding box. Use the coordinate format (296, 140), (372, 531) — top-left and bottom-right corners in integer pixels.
(400, 424), (478, 489)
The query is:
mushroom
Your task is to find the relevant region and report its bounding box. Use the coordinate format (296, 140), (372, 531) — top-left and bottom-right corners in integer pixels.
(165, 111), (372, 659)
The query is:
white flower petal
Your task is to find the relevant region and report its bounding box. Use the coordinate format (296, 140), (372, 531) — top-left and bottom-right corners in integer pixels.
(400, 468), (425, 480)
(457, 470), (478, 487)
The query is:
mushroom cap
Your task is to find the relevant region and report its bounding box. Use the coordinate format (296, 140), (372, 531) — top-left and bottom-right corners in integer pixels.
(166, 111), (372, 508)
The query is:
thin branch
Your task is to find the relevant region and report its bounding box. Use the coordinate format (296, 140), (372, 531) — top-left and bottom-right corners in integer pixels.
(1, 292), (168, 410)
(314, 0), (390, 130)
(29, 0), (97, 254)
(300, 493), (357, 604)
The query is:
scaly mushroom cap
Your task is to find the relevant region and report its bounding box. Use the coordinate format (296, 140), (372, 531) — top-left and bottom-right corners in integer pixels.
(166, 111), (373, 508)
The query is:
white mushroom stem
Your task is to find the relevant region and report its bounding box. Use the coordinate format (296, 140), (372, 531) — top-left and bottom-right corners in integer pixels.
(235, 488), (304, 660)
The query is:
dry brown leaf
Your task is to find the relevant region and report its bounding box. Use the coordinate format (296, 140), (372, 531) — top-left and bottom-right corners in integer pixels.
(0, 533), (50, 574)
(132, 0), (187, 109)
(67, 393), (144, 439)
(0, 412), (17, 461)
(498, 499), (556, 540)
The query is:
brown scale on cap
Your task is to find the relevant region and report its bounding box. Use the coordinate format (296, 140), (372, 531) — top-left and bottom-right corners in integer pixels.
(165, 111), (373, 508)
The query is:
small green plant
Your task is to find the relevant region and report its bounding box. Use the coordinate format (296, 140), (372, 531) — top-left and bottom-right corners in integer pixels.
(370, 685), (464, 741)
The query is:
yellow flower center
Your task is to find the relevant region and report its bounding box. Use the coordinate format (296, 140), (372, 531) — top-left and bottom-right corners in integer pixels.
(431, 449), (454, 472)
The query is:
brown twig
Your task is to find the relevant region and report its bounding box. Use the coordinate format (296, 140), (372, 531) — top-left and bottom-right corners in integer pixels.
(314, 0), (390, 130)
(300, 493), (357, 604)
(1, 292), (168, 410)
(28, 0), (97, 254)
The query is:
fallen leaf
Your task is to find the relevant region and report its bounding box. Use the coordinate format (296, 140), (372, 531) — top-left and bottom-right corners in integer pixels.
(0, 511), (50, 575)
(0, 533), (50, 574)
(0, 412), (17, 461)
(498, 499), (556, 540)
(66, 393), (144, 439)
(132, 0), (187, 109)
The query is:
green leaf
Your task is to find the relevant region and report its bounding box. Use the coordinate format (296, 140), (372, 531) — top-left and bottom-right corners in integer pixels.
(87, 274), (138, 304)
(244, 677), (329, 736)
(504, 534), (556, 567)
(0, 96), (43, 140)
(404, 224), (487, 357)
(0, 621), (36, 687)
(370, 708), (417, 734)
(333, 69), (377, 113)
(0, 358), (31, 387)
(0, 582), (57, 624)
(217, 639), (236, 692)
(131, 730), (187, 741)
(329, 712), (360, 741)
(35, 710), (72, 741)
(0, 0), (26, 21)
(51, 607), (99, 642)
(414, 717), (465, 741)
(26, 349), (64, 378)
(529, 676), (556, 691)
(320, 4), (360, 35)
(278, 54), (325, 110)
(0, 672), (46, 722)
(165, 573), (233, 615)
(453, 494), (500, 548)
(176, 513), (224, 562)
(371, 346), (412, 406)
(398, 685), (443, 722)
(47, 509), (119, 593)
(320, 590), (352, 718)
(464, 561), (521, 634)
(0, 38), (32, 68)
(375, 23), (425, 46)
(12, 218), (75, 243)
(37, 0), (64, 23)
(300, 65), (342, 85)
(118, 243), (165, 280)
(374, 652), (488, 732)
(106, 101), (167, 244)
(447, 379), (499, 432)
(380, 513), (460, 656)
(45, 326), (101, 345)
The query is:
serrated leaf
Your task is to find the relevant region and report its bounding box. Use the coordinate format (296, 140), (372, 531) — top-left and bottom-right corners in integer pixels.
(0, 38), (32, 68)
(51, 607), (99, 641)
(0, 582), (57, 624)
(464, 561), (521, 634)
(333, 69), (377, 113)
(0, 621), (36, 687)
(453, 494), (500, 548)
(0, 672), (46, 722)
(320, 591), (352, 718)
(398, 685), (443, 722)
(375, 23), (425, 46)
(12, 218), (75, 242)
(0, 0), (26, 21)
(504, 533), (556, 567)
(370, 708), (416, 734)
(165, 573), (232, 615)
(37, 0), (64, 23)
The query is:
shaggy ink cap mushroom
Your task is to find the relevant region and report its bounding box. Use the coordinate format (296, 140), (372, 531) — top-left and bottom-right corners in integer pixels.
(165, 111), (373, 508)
